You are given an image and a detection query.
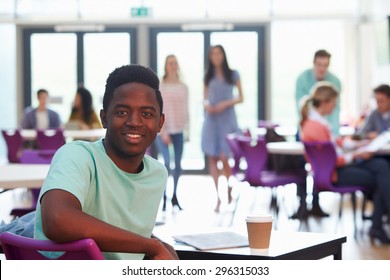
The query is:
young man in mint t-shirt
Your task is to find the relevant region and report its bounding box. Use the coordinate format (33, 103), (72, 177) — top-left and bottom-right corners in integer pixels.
(34, 64), (178, 260)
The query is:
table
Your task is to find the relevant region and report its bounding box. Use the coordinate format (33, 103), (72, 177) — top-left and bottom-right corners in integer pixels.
(20, 129), (106, 141)
(267, 141), (390, 155)
(154, 227), (347, 260)
(0, 164), (50, 191)
(254, 125), (355, 139)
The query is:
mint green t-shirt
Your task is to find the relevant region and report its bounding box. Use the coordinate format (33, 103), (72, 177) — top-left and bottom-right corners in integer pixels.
(34, 139), (167, 260)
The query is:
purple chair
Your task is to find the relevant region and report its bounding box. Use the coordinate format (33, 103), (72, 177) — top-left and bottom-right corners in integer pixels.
(1, 129), (23, 163)
(303, 141), (371, 236)
(0, 232), (104, 260)
(237, 136), (306, 218)
(36, 129), (66, 150)
(226, 133), (245, 177)
(9, 149), (56, 218)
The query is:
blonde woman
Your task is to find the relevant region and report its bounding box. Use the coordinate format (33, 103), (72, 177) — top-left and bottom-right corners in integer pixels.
(156, 55), (189, 211)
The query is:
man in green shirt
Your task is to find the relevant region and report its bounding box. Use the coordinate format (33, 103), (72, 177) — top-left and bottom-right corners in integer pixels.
(296, 49), (341, 136)
(295, 50), (341, 218)
(34, 64), (178, 260)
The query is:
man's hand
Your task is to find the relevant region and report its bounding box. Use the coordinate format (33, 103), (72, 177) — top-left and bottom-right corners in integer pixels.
(149, 240), (179, 260)
(353, 150), (374, 161)
(366, 132), (379, 140)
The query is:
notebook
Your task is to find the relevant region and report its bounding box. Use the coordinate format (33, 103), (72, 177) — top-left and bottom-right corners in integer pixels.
(172, 231), (249, 251)
(358, 131), (390, 152)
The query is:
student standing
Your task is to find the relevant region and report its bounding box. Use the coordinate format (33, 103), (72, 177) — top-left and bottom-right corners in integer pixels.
(295, 50), (341, 217)
(156, 55), (189, 211)
(201, 45), (244, 213)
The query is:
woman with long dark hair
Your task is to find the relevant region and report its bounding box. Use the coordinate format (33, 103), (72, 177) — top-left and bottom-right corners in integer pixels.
(201, 45), (244, 212)
(68, 87), (102, 129)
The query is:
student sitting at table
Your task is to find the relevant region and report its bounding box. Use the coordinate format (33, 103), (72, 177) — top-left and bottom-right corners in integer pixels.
(21, 88), (61, 130)
(300, 81), (390, 244)
(34, 64), (179, 260)
(357, 84), (390, 139)
(66, 87), (102, 130)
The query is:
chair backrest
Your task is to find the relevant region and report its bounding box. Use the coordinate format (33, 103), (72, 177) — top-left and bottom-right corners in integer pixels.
(237, 136), (269, 184)
(0, 232), (104, 260)
(36, 129), (66, 150)
(18, 149), (56, 210)
(1, 129), (23, 163)
(303, 141), (337, 192)
(225, 133), (245, 175)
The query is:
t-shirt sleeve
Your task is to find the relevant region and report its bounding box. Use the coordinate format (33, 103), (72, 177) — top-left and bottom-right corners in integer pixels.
(295, 73), (309, 115)
(39, 142), (95, 208)
(358, 112), (376, 135)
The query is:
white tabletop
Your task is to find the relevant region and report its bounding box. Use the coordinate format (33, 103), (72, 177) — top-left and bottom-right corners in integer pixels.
(266, 141), (304, 155)
(267, 141), (390, 155)
(153, 225), (346, 259)
(20, 129), (106, 141)
(0, 164), (50, 189)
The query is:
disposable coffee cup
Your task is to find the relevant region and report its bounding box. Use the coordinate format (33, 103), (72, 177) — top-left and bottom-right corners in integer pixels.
(245, 215), (273, 249)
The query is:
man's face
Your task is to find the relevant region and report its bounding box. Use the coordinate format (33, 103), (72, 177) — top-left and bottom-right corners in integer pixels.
(100, 82), (164, 162)
(375, 92), (390, 113)
(313, 57), (330, 81)
(38, 92), (49, 108)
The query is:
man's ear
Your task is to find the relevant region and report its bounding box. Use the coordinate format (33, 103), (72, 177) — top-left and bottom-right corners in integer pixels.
(100, 109), (107, 128)
(158, 113), (165, 132)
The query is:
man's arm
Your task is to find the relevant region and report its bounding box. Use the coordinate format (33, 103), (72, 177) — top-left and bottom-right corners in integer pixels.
(41, 189), (176, 260)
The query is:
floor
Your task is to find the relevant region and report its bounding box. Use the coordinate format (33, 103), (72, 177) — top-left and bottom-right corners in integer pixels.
(1, 174), (390, 260)
(156, 174), (390, 260)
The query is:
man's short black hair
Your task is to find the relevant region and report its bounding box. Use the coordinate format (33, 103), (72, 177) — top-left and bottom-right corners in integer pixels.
(374, 84), (390, 98)
(103, 64), (163, 114)
(313, 49), (331, 62)
(37, 89), (48, 98)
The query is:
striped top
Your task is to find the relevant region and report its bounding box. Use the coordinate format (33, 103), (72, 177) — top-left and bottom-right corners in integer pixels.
(160, 81), (189, 135)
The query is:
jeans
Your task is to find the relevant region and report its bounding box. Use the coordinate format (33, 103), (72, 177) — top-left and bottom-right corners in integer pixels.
(336, 157), (390, 229)
(155, 133), (184, 196)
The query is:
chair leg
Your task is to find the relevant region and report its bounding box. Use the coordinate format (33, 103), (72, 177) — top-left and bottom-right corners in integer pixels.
(229, 183), (242, 226)
(351, 193), (357, 239)
(338, 194), (343, 219)
(270, 188), (278, 214)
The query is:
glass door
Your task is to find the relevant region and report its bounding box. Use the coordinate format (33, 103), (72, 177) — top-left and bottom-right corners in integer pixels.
(23, 27), (136, 124)
(83, 32), (131, 114)
(29, 33), (77, 122)
(150, 25), (266, 172)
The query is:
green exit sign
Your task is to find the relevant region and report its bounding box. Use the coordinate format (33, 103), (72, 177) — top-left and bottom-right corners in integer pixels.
(131, 7), (151, 17)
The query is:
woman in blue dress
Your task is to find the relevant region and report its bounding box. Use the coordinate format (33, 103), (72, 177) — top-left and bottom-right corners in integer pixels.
(201, 45), (244, 212)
